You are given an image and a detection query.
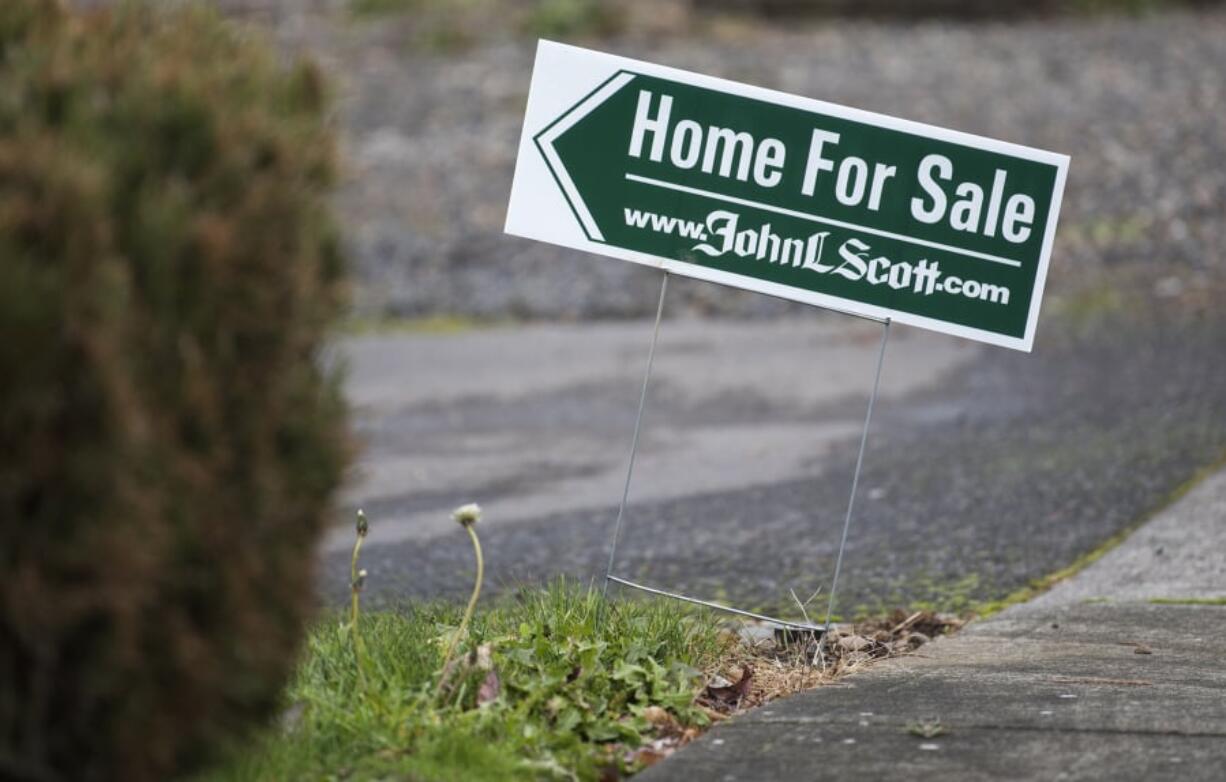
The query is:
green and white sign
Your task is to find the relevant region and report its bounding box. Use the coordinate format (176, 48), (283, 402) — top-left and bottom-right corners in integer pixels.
(506, 42), (1069, 351)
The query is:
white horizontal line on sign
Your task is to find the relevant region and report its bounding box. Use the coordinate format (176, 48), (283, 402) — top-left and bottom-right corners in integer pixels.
(624, 173), (1023, 269)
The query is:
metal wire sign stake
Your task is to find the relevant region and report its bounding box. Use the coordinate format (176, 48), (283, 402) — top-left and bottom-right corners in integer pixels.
(599, 270), (892, 634)
(504, 44), (1069, 632)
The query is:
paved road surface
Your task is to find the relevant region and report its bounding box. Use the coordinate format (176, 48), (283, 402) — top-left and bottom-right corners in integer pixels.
(328, 314), (972, 551)
(324, 291), (1226, 618)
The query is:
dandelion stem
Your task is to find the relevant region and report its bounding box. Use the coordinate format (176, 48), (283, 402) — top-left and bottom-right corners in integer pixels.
(349, 511), (369, 688)
(350, 535), (364, 626)
(439, 522), (483, 686)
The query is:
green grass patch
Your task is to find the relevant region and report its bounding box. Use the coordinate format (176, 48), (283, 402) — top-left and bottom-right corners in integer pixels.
(1148, 597), (1226, 606)
(205, 581), (728, 781)
(349, 0), (421, 17)
(347, 0), (623, 51)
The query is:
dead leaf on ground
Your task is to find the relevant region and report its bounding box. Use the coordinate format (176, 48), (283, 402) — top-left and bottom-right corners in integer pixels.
(625, 736), (687, 769)
(702, 665), (753, 709)
(837, 634), (872, 652)
(640, 705), (668, 724)
(640, 704), (690, 740)
(630, 747), (668, 768)
(699, 705), (729, 723)
(1118, 641), (1155, 655)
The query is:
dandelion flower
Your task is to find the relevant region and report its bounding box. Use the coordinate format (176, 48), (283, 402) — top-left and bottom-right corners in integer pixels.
(452, 503), (482, 527)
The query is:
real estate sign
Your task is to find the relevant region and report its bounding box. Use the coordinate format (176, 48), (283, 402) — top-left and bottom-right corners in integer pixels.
(506, 41), (1069, 351)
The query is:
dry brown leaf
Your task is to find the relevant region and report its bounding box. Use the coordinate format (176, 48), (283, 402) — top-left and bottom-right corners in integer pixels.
(700, 705), (729, 722)
(641, 706), (673, 728)
(629, 748), (668, 768)
(704, 665), (753, 707)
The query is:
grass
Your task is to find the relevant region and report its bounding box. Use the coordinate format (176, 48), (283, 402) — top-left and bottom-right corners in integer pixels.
(201, 508), (900, 780)
(205, 581), (731, 781)
(205, 500), (964, 780)
(203, 584), (958, 781)
(338, 313), (499, 336)
(347, 0), (622, 50)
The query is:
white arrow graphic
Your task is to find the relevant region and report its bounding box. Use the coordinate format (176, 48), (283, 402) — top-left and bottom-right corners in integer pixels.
(533, 71), (636, 242)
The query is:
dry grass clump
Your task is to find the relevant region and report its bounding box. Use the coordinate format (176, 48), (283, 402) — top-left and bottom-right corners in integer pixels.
(621, 608), (962, 768)
(704, 609), (964, 714)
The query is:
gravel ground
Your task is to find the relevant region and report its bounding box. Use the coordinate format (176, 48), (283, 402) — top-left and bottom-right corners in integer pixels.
(301, 6), (1226, 319)
(86, 3), (1226, 318)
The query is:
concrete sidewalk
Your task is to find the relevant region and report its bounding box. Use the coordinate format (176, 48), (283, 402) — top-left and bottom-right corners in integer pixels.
(641, 467), (1226, 781)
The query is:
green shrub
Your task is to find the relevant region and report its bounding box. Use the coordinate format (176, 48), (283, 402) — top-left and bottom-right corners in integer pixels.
(0, 2), (348, 780)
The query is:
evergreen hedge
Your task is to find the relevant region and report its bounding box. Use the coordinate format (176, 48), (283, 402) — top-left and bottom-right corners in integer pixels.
(0, 2), (349, 779)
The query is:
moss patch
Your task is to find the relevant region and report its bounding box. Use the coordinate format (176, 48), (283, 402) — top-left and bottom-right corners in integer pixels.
(972, 456), (1226, 619)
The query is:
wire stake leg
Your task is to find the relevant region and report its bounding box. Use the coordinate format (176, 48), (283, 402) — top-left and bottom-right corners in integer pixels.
(601, 272), (669, 605)
(818, 318), (891, 659)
